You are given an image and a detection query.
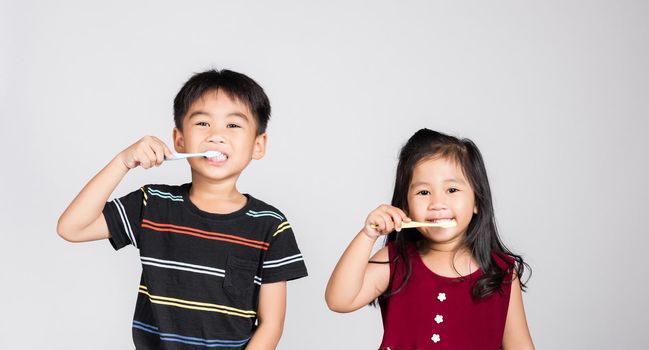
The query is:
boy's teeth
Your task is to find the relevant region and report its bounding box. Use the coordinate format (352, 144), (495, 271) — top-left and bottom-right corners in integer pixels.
(208, 152), (227, 161)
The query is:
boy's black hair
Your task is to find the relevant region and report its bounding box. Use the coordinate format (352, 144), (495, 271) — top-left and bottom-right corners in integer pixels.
(377, 128), (530, 305)
(173, 69), (271, 135)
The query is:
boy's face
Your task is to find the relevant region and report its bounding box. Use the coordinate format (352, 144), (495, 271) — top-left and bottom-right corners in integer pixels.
(173, 89), (266, 184)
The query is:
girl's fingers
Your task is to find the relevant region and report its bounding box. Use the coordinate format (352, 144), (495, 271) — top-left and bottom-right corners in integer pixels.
(385, 208), (404, 231)
(378, 212), (395, 233)
(368, 213), (386, 233)
(365, 204), (411, 235)
(391, 207), (411, 222)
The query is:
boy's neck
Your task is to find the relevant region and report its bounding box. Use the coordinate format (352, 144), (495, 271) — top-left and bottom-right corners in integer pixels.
(188, 176), (247, 215)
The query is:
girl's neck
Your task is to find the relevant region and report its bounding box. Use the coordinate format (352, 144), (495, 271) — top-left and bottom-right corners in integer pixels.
(418, 241), (478, 278)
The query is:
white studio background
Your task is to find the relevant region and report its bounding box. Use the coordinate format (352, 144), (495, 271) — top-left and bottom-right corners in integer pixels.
(1, 1), (648, 349)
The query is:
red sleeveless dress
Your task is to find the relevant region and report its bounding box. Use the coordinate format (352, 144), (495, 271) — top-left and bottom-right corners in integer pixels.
(379, 242), (513, 350)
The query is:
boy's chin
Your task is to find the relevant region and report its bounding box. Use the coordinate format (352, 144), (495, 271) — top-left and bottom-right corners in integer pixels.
(191, 165), (244, 182)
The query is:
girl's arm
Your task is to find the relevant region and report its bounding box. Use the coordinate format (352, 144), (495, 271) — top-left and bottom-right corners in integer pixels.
(325, 205), (410, 313)
(57, 136), (172, 242)
(245, 281), (286, 349)
(502, 274), (535, 349)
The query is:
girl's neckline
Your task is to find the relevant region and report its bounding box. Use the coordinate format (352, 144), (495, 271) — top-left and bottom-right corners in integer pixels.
(181, 183), (254, 221)
(411, 243), (482, 281)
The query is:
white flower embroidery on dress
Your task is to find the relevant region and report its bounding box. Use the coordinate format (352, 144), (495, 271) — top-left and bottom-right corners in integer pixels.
(435, 314), (444, 324)
(437, 292), (446, 302)
(431, 334), (441, 343)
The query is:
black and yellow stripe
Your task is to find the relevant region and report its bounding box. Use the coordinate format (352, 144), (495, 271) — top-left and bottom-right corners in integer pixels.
(273, 221), (291, 237)
(138, 285), (256, 318)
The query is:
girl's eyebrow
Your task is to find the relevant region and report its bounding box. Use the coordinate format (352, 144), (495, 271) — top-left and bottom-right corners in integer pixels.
(409, 178), (467, 188)
(445, 178), (467, 185)
(409, 181), (430, 188)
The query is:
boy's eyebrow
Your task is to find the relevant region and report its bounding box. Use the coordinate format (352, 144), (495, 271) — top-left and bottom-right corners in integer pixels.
(187, 111), (250, 121)
(227, 112), (250, 121)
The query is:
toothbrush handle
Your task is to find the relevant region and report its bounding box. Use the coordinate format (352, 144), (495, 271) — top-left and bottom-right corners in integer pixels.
(369, 221), (449, 229)
(165, 153), (197, 161)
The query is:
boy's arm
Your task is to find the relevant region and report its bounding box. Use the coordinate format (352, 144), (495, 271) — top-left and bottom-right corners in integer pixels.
(57, 136), (172, 242)
(245, 281), (286, 350)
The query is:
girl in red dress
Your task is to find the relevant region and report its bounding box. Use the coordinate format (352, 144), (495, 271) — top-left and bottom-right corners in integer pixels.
(326, 129), (534, 349)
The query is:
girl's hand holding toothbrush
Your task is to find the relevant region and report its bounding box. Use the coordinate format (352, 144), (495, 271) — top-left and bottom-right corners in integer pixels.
(362, 205), (411, 240)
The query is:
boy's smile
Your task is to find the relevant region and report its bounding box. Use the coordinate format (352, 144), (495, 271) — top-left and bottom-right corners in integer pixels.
(173, 89), (266, 185)
(407, 156), (477, 250)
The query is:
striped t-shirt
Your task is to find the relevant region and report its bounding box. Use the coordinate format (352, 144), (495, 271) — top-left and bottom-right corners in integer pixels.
(102, 183), (308, 349)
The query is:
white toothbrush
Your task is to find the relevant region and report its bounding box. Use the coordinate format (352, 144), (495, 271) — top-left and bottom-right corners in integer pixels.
(166, 151), (220, 161)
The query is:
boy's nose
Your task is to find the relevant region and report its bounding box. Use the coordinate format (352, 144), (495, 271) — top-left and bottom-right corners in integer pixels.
(207, 134), (226, 144)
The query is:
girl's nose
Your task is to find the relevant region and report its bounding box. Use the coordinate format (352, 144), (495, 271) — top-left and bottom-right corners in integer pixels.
(427, 193), (447, 210)
(427, 202), (447, 211)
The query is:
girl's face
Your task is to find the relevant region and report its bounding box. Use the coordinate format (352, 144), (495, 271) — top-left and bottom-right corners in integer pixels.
(407, 156), (477, 249)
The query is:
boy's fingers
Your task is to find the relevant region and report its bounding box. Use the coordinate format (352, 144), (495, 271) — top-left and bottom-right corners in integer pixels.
(151, 144), (166, 166)
(140, 147), (157, 169)
(162, 145), (174, 160)
(127, 155), (139, 169)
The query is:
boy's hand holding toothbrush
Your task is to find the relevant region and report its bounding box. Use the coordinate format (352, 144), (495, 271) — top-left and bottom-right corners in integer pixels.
(115, 136), (218, 171)
(117, 136), (174, 170)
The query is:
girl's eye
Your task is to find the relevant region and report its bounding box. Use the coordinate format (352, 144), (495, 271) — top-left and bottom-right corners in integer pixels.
(196, 121), (210, 127)
(417, 190), (430, 196)
(448, 188), (459, 194)
(227, 123), (241, 128)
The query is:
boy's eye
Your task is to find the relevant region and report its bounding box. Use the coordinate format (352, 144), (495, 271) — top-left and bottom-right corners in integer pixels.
(226, 123), (241, 128)
(196, 121), (210, 127)
(416, 190), (430, 196)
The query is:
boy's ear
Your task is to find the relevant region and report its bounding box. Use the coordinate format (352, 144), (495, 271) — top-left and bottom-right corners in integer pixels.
(173, 127), (185, 153)
(252, 133), (267, 160)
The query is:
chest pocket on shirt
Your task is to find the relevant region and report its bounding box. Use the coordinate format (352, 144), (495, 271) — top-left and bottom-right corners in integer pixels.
(223, 255), (258, 300)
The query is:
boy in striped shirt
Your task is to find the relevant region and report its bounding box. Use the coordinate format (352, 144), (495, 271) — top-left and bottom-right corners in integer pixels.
(57, 69), (308, 349)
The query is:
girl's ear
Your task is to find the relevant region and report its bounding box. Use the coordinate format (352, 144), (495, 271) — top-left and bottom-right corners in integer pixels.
(173, 127), (185, 153)
(473, 206), (478, 214)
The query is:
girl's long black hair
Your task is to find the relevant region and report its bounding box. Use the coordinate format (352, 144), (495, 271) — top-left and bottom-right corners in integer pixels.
(378, 129), (529, 303)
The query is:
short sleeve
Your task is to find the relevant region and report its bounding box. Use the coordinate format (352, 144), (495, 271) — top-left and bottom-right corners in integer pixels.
(261, 219), (308, 283)
(102, 187), (145, 250)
